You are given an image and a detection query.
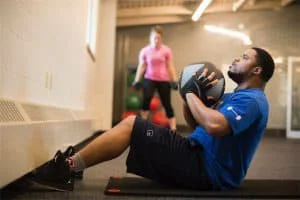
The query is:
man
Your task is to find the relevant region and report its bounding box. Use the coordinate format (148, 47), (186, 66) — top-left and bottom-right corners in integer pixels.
(30, 47), (275, 191)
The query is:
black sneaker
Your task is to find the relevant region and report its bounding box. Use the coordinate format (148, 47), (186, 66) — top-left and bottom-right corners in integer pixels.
(63, 146), (84, 180)
(63, 145), (76, 157)
(29, 150), (74, 191)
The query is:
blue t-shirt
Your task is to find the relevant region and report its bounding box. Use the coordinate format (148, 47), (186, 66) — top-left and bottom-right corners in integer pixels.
(188, 88), (269, 190)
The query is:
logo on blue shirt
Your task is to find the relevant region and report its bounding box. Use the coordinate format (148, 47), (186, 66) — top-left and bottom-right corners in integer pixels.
(227, 106), (242, 120)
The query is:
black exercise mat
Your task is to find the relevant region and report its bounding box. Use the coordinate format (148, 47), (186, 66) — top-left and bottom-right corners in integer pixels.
(104, 177), (300, 198)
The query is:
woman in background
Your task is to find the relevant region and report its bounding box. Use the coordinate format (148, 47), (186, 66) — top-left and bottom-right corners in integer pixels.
(132, 25), (178, 131)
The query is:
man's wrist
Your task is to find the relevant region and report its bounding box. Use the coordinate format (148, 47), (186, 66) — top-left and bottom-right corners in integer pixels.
(185, 92), (195, 99)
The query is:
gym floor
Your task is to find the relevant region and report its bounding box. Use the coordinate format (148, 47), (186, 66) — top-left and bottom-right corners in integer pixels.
(1, 133), (300, 200)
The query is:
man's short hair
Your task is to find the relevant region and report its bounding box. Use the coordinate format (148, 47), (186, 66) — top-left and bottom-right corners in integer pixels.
(252, 47), (275, 82)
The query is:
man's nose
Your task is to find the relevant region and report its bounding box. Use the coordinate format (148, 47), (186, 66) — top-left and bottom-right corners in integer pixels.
(234, 57), (240, 62)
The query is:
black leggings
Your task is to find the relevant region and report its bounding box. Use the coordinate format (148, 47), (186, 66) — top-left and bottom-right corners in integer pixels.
(142, 79), (174, 118)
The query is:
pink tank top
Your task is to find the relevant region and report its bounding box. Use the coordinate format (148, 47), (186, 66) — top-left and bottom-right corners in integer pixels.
(139, 44), (173, 81)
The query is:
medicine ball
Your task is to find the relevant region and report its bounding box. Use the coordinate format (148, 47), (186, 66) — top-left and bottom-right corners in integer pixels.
(126, 93), (142, 110)
(178, 62), (225, 107)
(152, 111), (169, 127)
(150, 96), (161, 111)
(121, 111), (137, 120)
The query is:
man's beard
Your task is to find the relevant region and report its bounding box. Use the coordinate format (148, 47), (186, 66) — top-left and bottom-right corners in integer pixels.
(227, 71), (244, 84)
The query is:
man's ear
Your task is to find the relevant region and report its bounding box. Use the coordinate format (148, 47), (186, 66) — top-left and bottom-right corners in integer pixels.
(252, 66), (263, 75)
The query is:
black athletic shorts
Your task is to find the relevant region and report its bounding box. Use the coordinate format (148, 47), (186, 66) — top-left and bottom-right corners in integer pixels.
(126, 116), (212, 190)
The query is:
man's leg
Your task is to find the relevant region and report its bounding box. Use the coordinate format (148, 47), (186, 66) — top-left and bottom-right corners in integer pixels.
(73, 116), (136, 168)
(28, 116), (137, 191)
(126, 117), (211, 189)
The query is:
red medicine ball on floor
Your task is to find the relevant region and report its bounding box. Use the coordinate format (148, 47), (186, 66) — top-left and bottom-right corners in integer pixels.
(152, 111), (169, 127)
(121, 111), (137, 120)
(150, 96), (161, 111)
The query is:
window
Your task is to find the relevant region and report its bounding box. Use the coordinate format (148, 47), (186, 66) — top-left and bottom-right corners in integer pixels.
(86, 0), (99, 62)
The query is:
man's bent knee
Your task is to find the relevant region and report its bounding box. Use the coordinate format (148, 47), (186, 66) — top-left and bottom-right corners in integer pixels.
(120, 115), (136, 130)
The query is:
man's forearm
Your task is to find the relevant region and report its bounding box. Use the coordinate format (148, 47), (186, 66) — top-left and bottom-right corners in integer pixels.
(183, 104), (197, 129)
(186, 93), (230, 136)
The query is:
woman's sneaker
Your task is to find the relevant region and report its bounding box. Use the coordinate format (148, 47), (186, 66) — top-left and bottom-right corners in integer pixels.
(29, 150), (74, 191)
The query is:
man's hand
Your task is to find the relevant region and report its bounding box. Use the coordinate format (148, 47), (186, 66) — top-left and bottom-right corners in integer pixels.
(181, 68), (219, 106)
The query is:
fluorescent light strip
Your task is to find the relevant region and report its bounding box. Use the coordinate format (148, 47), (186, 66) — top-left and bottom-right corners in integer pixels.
(192, 0), (213, 21)
(232, 0), (247, 12)
(204, 24), (252, 45)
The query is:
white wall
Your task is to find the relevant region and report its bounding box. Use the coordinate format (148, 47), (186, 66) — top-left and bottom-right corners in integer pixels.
(0, 0), (117, 130)
(87, 0), (117, 130)
(265, 67), (287, 129)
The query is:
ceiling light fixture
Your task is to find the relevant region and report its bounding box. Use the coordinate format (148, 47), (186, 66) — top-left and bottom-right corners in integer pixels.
(192, 0), (213, 21)
(204, 24), (252, 45)
(232, 0), (247, 12)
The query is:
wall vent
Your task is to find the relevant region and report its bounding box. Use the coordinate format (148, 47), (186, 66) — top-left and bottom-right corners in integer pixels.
(0, 99), (25, 122)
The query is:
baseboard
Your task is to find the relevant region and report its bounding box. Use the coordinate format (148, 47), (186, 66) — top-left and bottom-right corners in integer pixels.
(264, 128), (286, 138)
